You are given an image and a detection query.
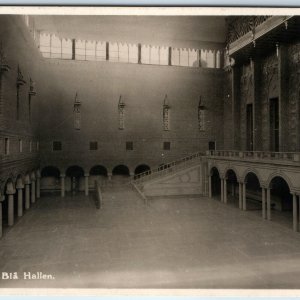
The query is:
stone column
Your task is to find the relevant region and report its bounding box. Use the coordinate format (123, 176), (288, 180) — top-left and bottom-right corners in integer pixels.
(16, 180), (24, 217)
(293, 193), (298, 232)
(208, 175), (212, 198)
(242, 182), (246, 211)
(262, 187), (266, 219)
(0, 195), (3, 238)
(30, 173), (36, 204)
(6, 182), (16, 226)
(220, 179), (223, 202)
(224, 178), (227, 204)
(84, 173), (89, 196)
(266, 187), (271, 221)
(36, 170), (41, 199)
(238, 182), (242, 209)
(25, 183), (30, 210)
(60, 174), (65, 197)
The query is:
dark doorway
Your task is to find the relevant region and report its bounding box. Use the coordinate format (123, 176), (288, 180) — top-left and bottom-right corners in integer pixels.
(209, 141), (216, 151)
(211, 167), (221, 200)
(270, 97), (279, 152)
(246, 103), (254, 151)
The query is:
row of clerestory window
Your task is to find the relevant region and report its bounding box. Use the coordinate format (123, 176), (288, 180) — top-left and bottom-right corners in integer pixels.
(37, 33), (223, 69)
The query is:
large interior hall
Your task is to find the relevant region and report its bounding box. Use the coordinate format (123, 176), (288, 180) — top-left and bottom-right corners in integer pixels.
(1, 13), (300, 289)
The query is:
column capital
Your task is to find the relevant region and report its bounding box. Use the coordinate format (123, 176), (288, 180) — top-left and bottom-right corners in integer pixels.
(60, 174), (66, 178)
(30, 172), (36, 181)
(84, 173), (89, 177)
(6, 184), (16, 195)
(16, 182), (24, 189)
(36, 170), (41, 178)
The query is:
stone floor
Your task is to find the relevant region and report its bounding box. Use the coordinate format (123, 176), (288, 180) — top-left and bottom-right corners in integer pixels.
(1, 185), (300, 289)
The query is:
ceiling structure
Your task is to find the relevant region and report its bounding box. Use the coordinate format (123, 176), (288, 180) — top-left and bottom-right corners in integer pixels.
(32, 15), (227, 49)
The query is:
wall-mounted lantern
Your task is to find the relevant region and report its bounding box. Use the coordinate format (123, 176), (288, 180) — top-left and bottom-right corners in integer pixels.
(198, 96), (206, 131)
(73, 92), (81, 130)
(118, 95), (125, 130)
(163, 94), (170, 131)
(28, 78), (36, 122)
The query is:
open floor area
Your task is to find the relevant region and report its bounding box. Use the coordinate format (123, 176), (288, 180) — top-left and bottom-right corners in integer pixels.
(1, 186), (300, 289)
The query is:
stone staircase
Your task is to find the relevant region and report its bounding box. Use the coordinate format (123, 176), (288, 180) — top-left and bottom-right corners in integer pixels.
(132, 151), (204, 187)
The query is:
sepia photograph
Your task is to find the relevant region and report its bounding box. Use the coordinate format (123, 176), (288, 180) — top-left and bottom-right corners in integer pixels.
(0, 6), (300, 294)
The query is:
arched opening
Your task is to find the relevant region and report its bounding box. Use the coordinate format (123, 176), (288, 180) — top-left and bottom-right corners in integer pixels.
(225, 169), (239, 207)
(134, 164), (151, 179)
(89, 165), (108, 188)
(211, 167), (221, 200)
(269, 176), (293, 228)
(245, 172), (262, 211)
(112, 165), (130, 183)
(66, 165), (85, 193)
(41, 166), (60, 193)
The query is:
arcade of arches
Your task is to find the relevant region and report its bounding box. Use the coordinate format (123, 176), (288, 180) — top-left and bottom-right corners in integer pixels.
(1, 13), (300, 288)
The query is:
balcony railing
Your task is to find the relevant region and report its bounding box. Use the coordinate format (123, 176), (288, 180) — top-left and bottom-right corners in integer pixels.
(207, 150), (300, 163)
(133, 151), (203, 185)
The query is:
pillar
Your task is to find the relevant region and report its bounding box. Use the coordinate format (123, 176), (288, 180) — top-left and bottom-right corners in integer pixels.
(60, 174), (65, 197)
(220, 179), (224, 203)
(224, 178), (227, 204)
(267, 187), (271, 220)
(8, 194), (14, 226)
(36, 170), (41, 199)
(17, 185), (24, 217)
(238, 182), (242, 209)
(84, 173), (89, 196)
(25, 183), (30, 210)
(31, 180), (36, 204)
(293, 193), (298, 232)
(108, 173), (112, 181)
(242, 182), (246, 211)
(0, 196), (2, 238)
(208, 175), (212, 198)
(262, 187), (266, 219)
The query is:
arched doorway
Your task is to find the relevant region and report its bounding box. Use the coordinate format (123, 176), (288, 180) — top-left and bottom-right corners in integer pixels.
(244, 172), (261, 211)
(112, 165), (130, 184)
(211, 167), (221, 200)
(66, 166), (84, 193)
(225, 169), (239, 207)
(90, 165), (108, 187)
(134, 164), (151, 179)
(41, 166), (60, 193)
(269, 176), (293, 229)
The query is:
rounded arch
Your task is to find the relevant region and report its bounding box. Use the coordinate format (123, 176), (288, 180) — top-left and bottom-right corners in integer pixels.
(90, 165), (108, 176)
(241, 168), (263, 186)
(134, 164), (151, 175)
(41, 166), (60, 178)
(4, 178), (15, 194)
(224, 167), (239, 180)
(66, 165), (84, 178)
(112, 165), (130, 176)
(210, 165), (221, 177)
(267, 172), (293, 192)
